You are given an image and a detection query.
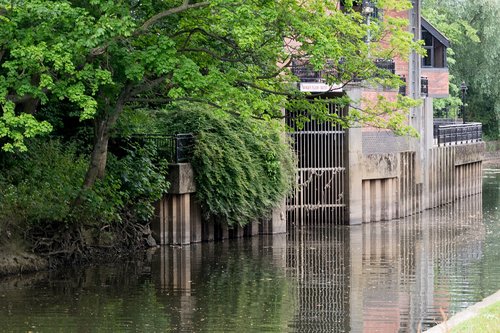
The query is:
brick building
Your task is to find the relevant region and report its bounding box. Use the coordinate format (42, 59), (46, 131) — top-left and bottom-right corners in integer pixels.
(287, 0), (484, 226)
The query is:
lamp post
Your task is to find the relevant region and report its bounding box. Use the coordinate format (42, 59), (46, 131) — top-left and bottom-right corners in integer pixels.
(362, 1), (375, 44)
(461, 81), (468, 124)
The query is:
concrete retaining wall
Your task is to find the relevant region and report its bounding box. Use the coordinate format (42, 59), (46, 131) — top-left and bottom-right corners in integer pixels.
(428, 143), (483, 209)
(358, 142), (483, 223)
(151, 163), (286, 245)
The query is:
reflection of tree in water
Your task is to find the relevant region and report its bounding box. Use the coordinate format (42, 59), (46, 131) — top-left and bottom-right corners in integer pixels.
(0, 262), (171, 331)
(151, 235), (295, 332)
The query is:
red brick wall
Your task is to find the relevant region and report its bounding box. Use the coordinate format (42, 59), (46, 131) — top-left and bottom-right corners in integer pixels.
(422, 68), (449, 98)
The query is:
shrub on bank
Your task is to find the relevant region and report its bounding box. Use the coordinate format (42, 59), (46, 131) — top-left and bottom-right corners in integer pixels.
(0, 138), (168, 256)
(0, 140), (86, 245)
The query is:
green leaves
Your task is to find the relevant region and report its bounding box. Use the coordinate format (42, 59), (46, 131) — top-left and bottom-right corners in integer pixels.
(162, 106), (296, 227)
(0, 102), (52, 152)
(423, 0), (500, 138)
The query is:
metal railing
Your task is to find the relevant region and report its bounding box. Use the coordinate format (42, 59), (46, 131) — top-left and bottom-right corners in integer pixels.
(291, 58), (395, 83)
(129, 133), (194, 163)
(374, 59), (395, 74)
(434, 123), (482, 146)
(433, 118), (462, 138)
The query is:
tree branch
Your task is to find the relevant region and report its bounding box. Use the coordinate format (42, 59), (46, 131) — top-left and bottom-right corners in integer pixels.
(128, 97), (222, 109)
(6, 88), (48, 104)
(130, 76), (170, 96)
(138, 1), (210, 32)
(236, 80), (294, 96)
(180, 47), (243, 63)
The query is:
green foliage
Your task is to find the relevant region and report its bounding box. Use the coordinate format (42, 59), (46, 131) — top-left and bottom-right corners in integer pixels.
(163, 106), (296, 227)
(0, 0), (421, 155)
(0, 139), (86, 242)
(423, 0), (500, 138)
(0, 138), (167, 246)
(79, 145), (169, 225)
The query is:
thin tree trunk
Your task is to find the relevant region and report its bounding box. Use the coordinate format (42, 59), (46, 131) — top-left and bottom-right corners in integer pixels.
(81, 86), (131, 190)
(82, 118), (110, 189)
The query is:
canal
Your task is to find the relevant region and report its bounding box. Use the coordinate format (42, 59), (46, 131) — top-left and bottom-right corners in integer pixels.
(1, 167), (499, 332)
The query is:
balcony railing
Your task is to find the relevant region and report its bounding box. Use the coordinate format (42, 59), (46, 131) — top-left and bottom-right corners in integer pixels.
(433, 118), (462, 136)
(374, 59), (395, 74)
(129, 133), (195, 163)
(434, 122), (482, 147)
(291, 58), (395, 84)
(290, 61), (328, 83)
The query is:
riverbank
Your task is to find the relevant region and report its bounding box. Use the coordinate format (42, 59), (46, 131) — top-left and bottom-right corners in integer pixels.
(0, 248), (48, 276)
(484, 151), (500, 168)
(424, 290), (500, 333)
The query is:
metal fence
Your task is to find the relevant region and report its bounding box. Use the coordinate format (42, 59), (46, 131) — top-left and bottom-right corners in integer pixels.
(291, 58), (395, 84)
(129, 133), (194, 163)
(434, 123), (482, 146)
(432, 118), (462, 138)
(374, 58), (395, 74)
(286, 102), (347, 226)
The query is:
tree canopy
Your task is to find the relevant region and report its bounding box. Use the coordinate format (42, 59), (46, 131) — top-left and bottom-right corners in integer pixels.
(1, 0), (421, 189)
(423, 0), (500, 139)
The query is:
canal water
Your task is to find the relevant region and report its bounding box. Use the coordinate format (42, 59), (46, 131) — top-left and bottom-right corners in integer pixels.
(1, 168), (499, 332)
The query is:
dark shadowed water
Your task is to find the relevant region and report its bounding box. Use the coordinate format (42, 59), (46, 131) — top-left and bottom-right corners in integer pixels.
(1, 168), (499, 332)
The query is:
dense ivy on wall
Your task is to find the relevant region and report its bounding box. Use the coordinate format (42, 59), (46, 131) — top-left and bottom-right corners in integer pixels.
(163, 107), (296, 227)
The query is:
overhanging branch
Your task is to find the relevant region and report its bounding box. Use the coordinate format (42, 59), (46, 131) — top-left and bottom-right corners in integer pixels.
(128, 97), (221, 109)
(139, 1), (210, 32)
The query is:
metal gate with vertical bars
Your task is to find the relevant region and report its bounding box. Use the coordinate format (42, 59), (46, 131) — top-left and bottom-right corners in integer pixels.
(286, 100), (347, 226)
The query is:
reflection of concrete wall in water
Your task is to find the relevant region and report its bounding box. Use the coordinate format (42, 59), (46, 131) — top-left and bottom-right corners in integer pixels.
(285, 194), (485, 332)
(150, 235), (288, 331)
(353, 195), (484, 332)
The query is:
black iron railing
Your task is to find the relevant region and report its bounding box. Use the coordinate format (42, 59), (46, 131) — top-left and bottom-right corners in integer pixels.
(433, 118), (462, 138)
(434, 123), (482, 146)
(291, 58), (395, 83)
(290, 59), (334, 83)
(421, 76), (429, 96)
(129, 133), (194, 163)
(374, 59), (395, 74)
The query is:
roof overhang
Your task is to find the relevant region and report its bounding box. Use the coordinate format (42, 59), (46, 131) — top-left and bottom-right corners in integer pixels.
(422, 17), (450, 48)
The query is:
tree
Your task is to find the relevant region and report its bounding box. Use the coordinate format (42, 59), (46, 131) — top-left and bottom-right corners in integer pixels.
(1, 0), (421, 190)
(423, 0), (500, 139)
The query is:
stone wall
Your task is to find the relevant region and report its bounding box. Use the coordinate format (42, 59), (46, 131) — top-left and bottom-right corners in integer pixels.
(421, 67), (449, 98)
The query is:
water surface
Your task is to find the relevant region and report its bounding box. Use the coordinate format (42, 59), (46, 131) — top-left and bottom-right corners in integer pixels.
(1, 168), (499, 332)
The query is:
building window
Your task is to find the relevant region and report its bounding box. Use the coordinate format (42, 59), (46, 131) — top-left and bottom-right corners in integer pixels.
(422, 28), (447, 68)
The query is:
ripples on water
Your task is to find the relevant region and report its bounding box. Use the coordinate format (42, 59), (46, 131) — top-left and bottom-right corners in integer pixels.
(0, 169), (499, 332)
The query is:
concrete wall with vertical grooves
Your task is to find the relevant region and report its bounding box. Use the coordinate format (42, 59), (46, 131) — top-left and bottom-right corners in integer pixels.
(360, 143), (483, 223)
(427, 143), (484, 209)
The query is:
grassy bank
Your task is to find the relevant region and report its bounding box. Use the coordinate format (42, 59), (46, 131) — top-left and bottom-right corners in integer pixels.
(451, 301), (500, 333)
